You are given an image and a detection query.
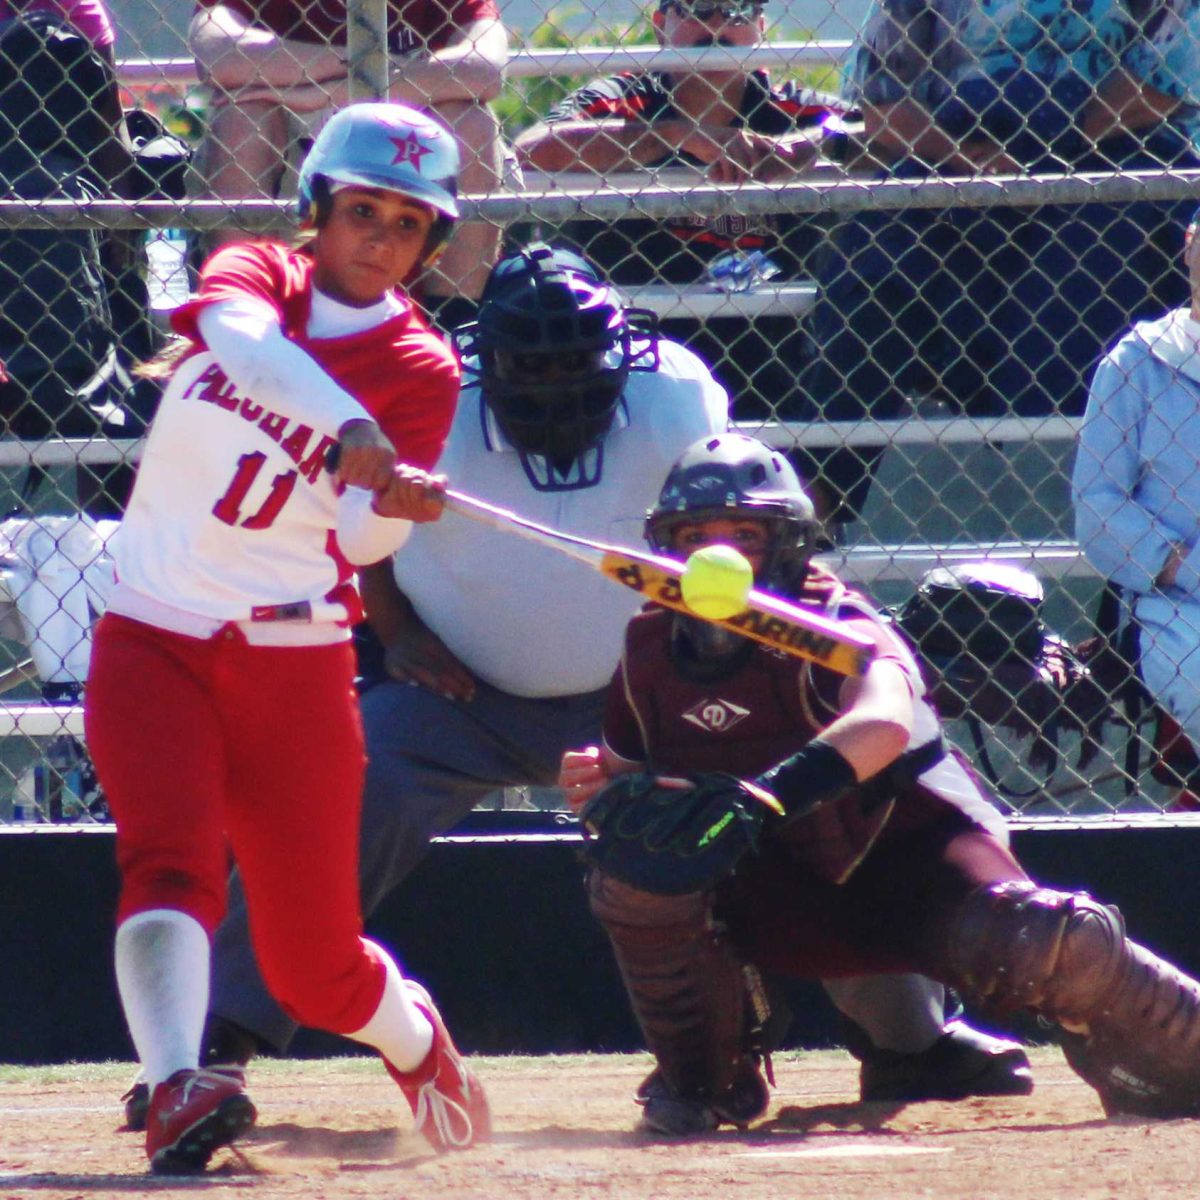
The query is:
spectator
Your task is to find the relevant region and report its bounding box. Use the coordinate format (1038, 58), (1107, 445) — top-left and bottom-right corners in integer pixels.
(188, 0), (508, 324)
(515, 0), (834, 186)
(121, 243), (1025, 1127)
(1074, 206), (1200, 773)
(562, 431), (1200, 1133)
(0, 0), (129, 175)
(513, 0), (850, 514)
(798, 0), (1200, 522)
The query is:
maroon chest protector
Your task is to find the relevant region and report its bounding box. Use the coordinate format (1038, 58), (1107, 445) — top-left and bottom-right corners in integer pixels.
(618, 597), (895, 884)
(622, 608), (824, 777)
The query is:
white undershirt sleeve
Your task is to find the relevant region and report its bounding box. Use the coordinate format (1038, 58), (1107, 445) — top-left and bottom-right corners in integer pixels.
(197, 297), (374, 434)
(336, 486), (414, 566)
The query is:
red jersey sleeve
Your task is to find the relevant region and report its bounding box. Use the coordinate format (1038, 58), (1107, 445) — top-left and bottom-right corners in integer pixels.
(372, 325), (459, 470)
(172, 241), (454, 467)
(171, 241), (310, 343)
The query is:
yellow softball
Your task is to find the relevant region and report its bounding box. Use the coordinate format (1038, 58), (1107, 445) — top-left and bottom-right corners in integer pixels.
(679, 544), (754, 621)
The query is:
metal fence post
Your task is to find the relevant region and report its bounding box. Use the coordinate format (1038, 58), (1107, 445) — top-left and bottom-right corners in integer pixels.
(345, 0), (389, 101)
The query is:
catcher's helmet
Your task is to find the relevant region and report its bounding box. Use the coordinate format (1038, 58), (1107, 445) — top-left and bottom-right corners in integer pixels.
(647, 434), (817, 672)
(452, 243), (659, 486)
(297, 102), (459, 259)
(647, 433), (817, 593)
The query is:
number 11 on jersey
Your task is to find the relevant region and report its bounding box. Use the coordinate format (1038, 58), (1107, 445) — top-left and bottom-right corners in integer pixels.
(213, 452), (298, 530)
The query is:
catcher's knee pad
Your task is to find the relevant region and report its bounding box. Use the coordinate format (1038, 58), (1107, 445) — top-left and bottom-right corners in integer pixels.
(935, 881), (1125, 1015)
(588, 869), (746, 1102)
(938, 881), (1200, 1117)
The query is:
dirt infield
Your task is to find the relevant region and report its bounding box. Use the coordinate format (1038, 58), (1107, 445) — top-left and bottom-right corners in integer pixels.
(3, 1047), (1200, 1199)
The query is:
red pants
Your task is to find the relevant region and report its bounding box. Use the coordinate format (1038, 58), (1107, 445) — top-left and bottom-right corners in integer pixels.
(85, 614), (386, 1035)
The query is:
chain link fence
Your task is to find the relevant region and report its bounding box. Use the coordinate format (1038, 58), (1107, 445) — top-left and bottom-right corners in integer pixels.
(0, 0), (1197, 822)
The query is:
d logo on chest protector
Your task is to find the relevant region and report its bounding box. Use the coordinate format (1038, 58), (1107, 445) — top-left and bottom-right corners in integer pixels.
(682, 698), (750, 733)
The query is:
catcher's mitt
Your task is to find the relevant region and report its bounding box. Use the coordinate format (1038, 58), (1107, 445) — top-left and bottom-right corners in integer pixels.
(578, 772), (780, 895)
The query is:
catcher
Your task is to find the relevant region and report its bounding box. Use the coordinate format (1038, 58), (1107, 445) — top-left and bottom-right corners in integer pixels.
(560, 432), (1200, 1135)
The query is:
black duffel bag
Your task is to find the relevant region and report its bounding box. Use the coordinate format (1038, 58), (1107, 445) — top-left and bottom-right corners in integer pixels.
(894, 562), (1111, 801)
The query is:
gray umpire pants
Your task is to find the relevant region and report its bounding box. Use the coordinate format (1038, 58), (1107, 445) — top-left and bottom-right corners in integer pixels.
(208, 677), (949, 1055)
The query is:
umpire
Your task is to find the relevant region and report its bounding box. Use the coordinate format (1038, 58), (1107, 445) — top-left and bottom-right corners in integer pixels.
(123, 244), (1026, 1125)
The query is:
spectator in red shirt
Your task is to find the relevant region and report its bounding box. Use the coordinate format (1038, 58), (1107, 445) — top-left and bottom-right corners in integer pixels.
(188, 0), (508, 320)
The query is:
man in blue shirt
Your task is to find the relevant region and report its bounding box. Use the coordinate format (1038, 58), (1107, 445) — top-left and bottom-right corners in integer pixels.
(1074, 207), (1200, 759)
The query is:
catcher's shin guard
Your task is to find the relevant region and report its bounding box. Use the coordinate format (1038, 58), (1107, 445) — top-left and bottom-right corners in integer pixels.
(933, 881), (1200, 1117)
(588, 869), (745, 1104)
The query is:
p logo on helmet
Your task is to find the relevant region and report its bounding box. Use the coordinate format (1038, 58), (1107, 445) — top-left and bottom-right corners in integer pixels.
(297, 102), (460, 267)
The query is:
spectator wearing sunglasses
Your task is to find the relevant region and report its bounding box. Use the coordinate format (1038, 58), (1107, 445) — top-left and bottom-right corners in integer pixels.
(515, 0), (840, 185)
(513, 0), (857, 528)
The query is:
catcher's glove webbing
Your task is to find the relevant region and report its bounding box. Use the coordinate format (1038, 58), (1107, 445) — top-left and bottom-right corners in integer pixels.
(578, 772), (782, 895)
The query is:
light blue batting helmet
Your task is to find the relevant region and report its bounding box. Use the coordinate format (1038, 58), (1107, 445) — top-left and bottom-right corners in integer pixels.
(297, 102), (460, 227)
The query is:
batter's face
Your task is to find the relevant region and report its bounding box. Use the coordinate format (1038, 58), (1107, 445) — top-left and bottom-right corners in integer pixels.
(670, 517), (769, 570)
(312, 187), (437, 306)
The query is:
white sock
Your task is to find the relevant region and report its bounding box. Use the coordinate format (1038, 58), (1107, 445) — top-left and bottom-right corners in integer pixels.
(114, 909), (210, 1089)
(345, 944), (433, 1072)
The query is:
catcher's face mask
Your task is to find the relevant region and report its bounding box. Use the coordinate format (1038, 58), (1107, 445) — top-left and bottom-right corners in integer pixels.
(454, 245), (659, 488)
(667, 518), (771, 574)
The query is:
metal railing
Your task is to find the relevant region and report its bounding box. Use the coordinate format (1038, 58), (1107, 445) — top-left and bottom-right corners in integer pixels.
(115, 40), (856, 95)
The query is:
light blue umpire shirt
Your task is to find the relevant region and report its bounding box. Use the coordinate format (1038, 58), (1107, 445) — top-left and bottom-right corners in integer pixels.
(394, 338), (730, 699)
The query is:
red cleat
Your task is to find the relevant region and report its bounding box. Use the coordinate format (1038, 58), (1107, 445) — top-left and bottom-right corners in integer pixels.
(144, 1066), (256, 1174)
(384, 981), (491, 1151)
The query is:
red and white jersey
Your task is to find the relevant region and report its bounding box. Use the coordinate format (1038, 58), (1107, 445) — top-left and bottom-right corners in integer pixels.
(112, 241), (457, 631)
